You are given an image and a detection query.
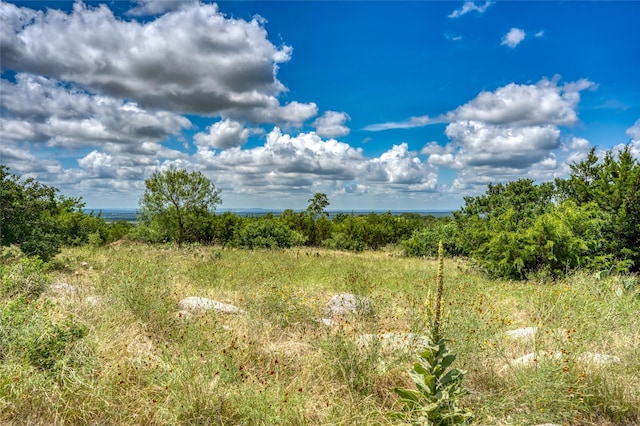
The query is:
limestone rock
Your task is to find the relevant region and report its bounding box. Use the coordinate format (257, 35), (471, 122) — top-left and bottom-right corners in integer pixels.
(505, 326), (537, 340)
(50, 282), (79, 296)
(323, 293), (372, 318)
(178, 296), (245, 315)
(578, 352), (621, 365)
(511, 351), (562, 367)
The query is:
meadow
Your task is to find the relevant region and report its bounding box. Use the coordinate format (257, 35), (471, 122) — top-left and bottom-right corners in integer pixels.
(1, 243), (639, 425)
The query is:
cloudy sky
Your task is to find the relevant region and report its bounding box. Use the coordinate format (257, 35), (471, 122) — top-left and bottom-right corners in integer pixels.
(1, 1), (639, 210)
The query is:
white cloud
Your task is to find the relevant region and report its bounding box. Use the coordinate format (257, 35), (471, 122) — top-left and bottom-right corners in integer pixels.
(313, 111), (351, 138)
(627, 118), (640, 142)
(625, 118), (640, 158)
(231, 101), (318, 128)
(420, 78), (596, 189)
(0, 2), (293, 119)
(194, 119), (250, 149)
(445, 121), (561, 168)
(448, 78), (595, 127)
(364, 115), (441, 132)
(444, 33), (463, 41)
(501, 28), (526, 48)
(535, 30), (545, 38)
(448, 1), (493, 18)
(565, 136), (591, 152)
(191, 128), (438, 200)
(0, 74), (191, 151)
(127, 0), (197, 16)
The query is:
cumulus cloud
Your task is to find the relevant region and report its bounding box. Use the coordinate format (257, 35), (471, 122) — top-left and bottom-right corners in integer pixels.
(565, 136), (591, 152)
(127, 0), (197, 16)
(0, 74), (191, 150)
(501, 28), (526, 48)
(419, 78), (596, 188)
(448, 1), (492, 18)
(0, 1), (293, 118)
(445, 121), (561, 168)
(194, 119), (250, 149)
(448, 78), (595, 126)
(191, 128), (437, 198)
(627, 119), (640, 142)
(231, 101), (318, 128)
(313, 111), (351, 138)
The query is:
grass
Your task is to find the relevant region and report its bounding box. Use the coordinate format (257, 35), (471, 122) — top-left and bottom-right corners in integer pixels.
(1, 242), (639, 425)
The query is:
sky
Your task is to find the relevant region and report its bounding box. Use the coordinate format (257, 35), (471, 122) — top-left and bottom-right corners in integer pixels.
(1, 1), (639, 211)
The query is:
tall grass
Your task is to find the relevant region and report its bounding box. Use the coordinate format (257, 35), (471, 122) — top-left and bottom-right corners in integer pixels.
(0, 243), (638, 425)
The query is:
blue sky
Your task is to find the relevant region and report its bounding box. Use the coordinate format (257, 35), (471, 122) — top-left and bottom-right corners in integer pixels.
(1, 1), (639, 210)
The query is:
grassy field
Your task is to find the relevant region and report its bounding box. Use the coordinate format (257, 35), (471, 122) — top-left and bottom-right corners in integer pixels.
(1, 243), (639, 425)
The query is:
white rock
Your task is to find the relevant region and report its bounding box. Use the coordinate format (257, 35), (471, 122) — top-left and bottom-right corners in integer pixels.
(323, 293), (372, 319)
(85, 296), (100, 306)
(578, 352), (621, 365)
(50, 282), (79, 295)
(505, 326), (537, 340)
(178, 296), (245, 315)
(318, 318), (335, 326)
(511, 351), (562, 367)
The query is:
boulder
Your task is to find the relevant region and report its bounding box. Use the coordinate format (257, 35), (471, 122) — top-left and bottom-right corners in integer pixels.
(178, 296), (245, 315)
(323, 293), (372, 318)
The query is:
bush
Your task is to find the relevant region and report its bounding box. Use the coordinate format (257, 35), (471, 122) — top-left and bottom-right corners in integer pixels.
(237, 219), (294, 249)
(0, 257), (50, 300)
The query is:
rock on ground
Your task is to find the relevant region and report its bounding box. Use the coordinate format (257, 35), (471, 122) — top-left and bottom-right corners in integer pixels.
(49, 282), (79, 296)
(505, 326), (538, 340)
(578, 352), (621, 365)
(323, 293), (372, 318)
(319, 293), (373, 326)
(178, 296), (245, 315)
(511, 351), (563, 367)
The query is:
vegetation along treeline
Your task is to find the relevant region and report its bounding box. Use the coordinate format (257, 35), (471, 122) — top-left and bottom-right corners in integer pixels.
(2, 144), (640, 278)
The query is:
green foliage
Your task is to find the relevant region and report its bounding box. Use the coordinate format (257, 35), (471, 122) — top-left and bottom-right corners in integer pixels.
(0, 257), (50, 300)
(237, 219), (294, 249)
(306, 192), (330, 218)
(557, 145), (640, 271)
(453, 178), (614, 279)
(140, 165), (222, 247)
(403, 220), (460, 257)
(393, 338), (473, 425)
(0, 296), (88, 374)
(0, 166), (113, 258)
(25, 318), (88, 372)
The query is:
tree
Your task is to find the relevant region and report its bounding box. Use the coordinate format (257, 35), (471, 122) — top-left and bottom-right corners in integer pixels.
(1, 165), (88, 260)
(557, 145), (640, 271)
(140, 165), (221, 247)
(306, 193), (329, 218)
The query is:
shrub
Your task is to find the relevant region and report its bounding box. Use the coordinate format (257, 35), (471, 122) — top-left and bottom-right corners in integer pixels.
(0, 257), (50, 300)
(237, 219), (293, 249)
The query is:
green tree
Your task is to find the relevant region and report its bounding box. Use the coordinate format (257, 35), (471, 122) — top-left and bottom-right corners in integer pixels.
(1, 166), (87, 260)
(306, 193), (329, 218)
(140, 165), (221, 247)
(557, 145), (640, 271)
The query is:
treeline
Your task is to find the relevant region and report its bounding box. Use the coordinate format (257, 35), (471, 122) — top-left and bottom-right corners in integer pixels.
(2, 144), (639, 279)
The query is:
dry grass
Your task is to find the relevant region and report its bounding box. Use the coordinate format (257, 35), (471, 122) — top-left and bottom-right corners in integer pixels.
(0, 242), (638, 425)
